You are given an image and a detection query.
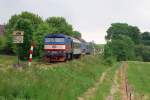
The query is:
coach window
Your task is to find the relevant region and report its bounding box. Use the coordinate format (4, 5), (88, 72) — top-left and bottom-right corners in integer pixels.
(74, 43), (80, 48)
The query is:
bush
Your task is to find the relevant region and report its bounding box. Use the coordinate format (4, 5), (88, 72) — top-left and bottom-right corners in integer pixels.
(5, 11), (43, 58)
(103, 56), (116, 66)
(0, 36), (6, 53)
(104, 35), (135, 61)
(33, 23), (52, 57)
(13, 18), (33, 60)
(135, 45), (150, 62)
(0, 36), (5, 49)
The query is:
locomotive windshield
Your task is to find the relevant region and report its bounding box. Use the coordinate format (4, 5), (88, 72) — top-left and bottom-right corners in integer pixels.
(45, 38), (65, 43)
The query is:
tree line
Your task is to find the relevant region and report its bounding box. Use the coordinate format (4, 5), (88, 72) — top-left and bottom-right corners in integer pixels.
(104, 23), (150, 63)
(0, 11), (81, 60)
(0, 12), (150, 62)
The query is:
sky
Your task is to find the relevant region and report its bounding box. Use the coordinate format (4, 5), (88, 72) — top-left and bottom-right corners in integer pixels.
(0, 0), (150, 44)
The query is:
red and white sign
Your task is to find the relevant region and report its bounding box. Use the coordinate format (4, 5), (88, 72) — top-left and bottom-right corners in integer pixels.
(44, 44), (66, 50)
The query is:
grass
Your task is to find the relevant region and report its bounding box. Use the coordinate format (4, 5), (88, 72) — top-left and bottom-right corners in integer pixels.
(0, 55), (110, 100)
(0, 55), (17, 65)
(91, 62), (120, 100)
(127, 61), (150, 98)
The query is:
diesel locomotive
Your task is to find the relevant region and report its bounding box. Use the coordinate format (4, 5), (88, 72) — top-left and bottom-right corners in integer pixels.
(43, 34), (92, 62)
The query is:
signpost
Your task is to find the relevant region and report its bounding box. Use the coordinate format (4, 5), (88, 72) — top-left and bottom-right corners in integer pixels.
(13, 31), (24, 43)
(13, 31), (24, 66)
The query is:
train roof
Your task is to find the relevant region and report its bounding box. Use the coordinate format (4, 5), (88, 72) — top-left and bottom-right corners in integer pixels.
(45, 34), (69, 38)
(70, 37), (81, 43)
(45, 33), (82, 43)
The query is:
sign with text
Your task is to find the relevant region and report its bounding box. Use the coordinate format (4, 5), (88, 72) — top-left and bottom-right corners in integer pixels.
(13, 31), (24, 43)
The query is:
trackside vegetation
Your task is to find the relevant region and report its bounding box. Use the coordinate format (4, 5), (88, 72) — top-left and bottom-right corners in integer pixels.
(4, 12), (82, 60)
(127, 62), (150, 99)
(92, 63), (121, 100)
(0, 55), (110, 100)
(0, 11), (150, 100)
(104, 23), (150, 62)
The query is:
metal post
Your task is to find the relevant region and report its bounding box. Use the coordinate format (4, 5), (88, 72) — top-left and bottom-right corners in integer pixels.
(28, 45), (34, 66)
(17, 44), (20, 66)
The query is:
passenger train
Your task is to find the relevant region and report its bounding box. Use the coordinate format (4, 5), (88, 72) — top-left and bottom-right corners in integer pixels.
(43, 34), (92, 62)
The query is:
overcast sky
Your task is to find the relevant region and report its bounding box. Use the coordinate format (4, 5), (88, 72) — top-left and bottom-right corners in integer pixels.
(0, 0), (150, 44)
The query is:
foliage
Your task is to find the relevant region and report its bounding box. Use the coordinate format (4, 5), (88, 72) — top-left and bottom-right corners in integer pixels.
(72, 31), (81, 38)
(13, 18), (33, 60)
(0, 36), (7, 54)
(19, 12), (43, 30)
(5, 13), (40, 58)
(4, 12), (83, 59)
(104, 35), (135, 61)
(104, 42), (113, 59)
(5, 11), (43, 57)
(140, 32), (150, 46)
(33, 23), (53, 57)
(46, 17), (73, 35)
(0, 36), (6, 50)
(135, 45), (150, 62)
(0, 55), (109, 100)
(103, 42), (116, 65)
(106, 23), (141, 44)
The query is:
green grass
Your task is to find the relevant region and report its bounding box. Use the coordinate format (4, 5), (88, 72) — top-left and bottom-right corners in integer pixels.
(127, 61), (150, 98)
(0, 55), (17, 65)
(91, 62), (120, 100)
(0, 55), (110, 100)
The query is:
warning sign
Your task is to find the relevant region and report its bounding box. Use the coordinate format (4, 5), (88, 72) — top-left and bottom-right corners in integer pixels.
(13, 31), (24, 43)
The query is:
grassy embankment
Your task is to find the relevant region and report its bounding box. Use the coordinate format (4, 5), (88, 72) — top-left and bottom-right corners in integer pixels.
(0, 55), (110, 100)
(91, 62), (121, 100)
(127, 61), (150, 99)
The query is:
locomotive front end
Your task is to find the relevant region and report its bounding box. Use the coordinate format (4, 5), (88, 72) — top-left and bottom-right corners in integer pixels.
(44, 34), (67, 62)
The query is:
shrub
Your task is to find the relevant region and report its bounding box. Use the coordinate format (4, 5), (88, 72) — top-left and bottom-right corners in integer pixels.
(135, 45), (150, 62)
(104, 35), (135, 61)
(5, 11), (43, 58)
(33, 23), (52, 57)
(0, 36), (6, 53)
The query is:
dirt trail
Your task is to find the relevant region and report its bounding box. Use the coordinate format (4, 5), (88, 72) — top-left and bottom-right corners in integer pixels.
(106, 69), (120, 100)
(78, 62), (133, 100)
(106, 62), (132, 100)
(77, 68), (111, 100)
(118, 62), (133, 100)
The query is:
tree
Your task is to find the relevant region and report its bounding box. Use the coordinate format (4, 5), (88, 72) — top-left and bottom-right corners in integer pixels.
(0, 36), (6, 51)
(104, 42), (113, 58)
(141, 32), (150, 46)
(13, 18), (33, 60)
(72, 31), (81, 38)
(5, 11), (43, 54)
(104, 35), (135, 61)
(46, 17), (73, 36)
(5, 12), (82, 59)
(106, 23), (141, 44)
(135, 45), (150, 62)
(33, 23), (53, 57)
